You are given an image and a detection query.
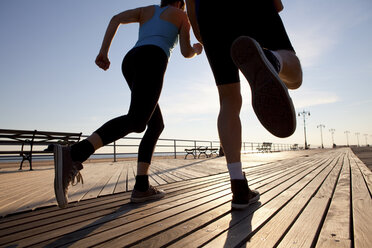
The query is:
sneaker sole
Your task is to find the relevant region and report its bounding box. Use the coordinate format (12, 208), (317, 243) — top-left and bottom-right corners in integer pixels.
(54, 144), (68, 208)
(231, 36), (296, 138)
(130, 192), (166, 203)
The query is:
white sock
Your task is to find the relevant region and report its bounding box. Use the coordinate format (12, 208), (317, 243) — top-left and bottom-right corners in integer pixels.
(227, 162), (244, 180)
(271, 50), (283, 72)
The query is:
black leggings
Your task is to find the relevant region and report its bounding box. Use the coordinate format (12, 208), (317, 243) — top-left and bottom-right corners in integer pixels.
(95, 45), (168, 164)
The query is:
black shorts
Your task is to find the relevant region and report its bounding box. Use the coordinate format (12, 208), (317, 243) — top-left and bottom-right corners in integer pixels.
(196, 0), (295, 85)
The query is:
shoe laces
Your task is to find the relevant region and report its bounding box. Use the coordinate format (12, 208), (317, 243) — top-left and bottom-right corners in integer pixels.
(148, 185), (161, 193)
(69, 164), (84, 187)
(71, 170), (84, 186)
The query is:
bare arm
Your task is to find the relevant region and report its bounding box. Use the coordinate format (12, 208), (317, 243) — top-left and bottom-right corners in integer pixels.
(179, 12), (202, 58)
(273, 0), (284, 12)
(96, 8), (141, 70)
(185, 0), (202, 44)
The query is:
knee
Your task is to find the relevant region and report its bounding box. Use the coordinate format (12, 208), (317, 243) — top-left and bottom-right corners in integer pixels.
(149, 119), (165, 136)
(284, 68), (303, 90)
(285, 76), (302, 90)
(278, 50), (303, 89)
(128, 116), (148, 133)
(150, 120), (164, 134)
(218, 83), (242, 113)
(220, 92), (242, 114)
(132, 124), (147, 133)
(130, 117), (165, 134)
(287, 80), (302, 90)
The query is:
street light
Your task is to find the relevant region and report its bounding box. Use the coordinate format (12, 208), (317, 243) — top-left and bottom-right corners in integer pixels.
(298, 110), (310, 149)
(355, 132), (360, 147)
(317, 124), (325, 149)
(344, 131), (350, 146)
(329, 128), (335, 148)
(364, 134), (369, 146)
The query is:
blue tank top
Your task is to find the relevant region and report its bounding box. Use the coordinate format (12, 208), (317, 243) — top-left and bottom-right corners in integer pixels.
(134, 5), (179, 58)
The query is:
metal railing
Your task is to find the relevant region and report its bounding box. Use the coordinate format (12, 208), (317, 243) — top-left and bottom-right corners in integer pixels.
(88, 135), (295, 162)
(0, 134), (296, 163)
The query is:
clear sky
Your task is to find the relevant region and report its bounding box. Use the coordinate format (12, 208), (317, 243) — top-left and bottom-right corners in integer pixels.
(0, 0), (371, 148)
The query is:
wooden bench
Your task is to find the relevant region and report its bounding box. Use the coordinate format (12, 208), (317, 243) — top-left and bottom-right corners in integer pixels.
(207, 147), (219, 158)
(291, 143), (299, 150)
(184, 146), (219, 159)
(0, 129), (82, 170)
(257, 142), (272, 153)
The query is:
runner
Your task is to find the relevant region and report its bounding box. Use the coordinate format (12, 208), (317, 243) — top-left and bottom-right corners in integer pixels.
(54, 0), (202, 208)
(186, 0), (302, 209)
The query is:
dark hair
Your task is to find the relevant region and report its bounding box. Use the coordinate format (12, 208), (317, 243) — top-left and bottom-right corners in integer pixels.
(160, 0), (185, 9)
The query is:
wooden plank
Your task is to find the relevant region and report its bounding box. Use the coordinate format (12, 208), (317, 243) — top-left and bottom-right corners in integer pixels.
(170, 152), (336, 247)
(349, 151), (372, 248)
(104, 193), (233, 248)
(149, 165), (177, 184)
(153, 162), (194, 181)
(0, 150), (325, 218)
(10, 189), (54, 214)
(274, 153), (343, 248)
(250, 157), (327, 190)
(129, 156), (330, 248)
(204, 152), (342, 248)
(350, 152), (372, 198)
(148, 167), (168, 185)
(316, 154), (352, 247)
(2, 149), (363, 248)
(0, 168), (53, 199)
(0, 175), (231, 245)
(154, 163), (186, 182)
(236, 153), (344, 248)
(8, 181), (232, 247)
(82, 165), (117, 200)
(85, 189), (234, 247)
(67, 162), (111, 203)
(126, 164), (136, 191)
(168, 160), (213, 178)
(0, 169), (55, 216)
(0, 172), (229, 228)
(98, 163), (123, 196)
(113, 163), (127, 194)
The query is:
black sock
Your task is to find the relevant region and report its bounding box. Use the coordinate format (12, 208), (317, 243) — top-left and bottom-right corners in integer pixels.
(70, 139), (95, 163)
(134, 175), (149, 192)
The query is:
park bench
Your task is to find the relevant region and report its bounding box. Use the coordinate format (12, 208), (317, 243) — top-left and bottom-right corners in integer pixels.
(291, 144), (299, 150)
(184, 146), (219, 159)
(0, 129), (82, 170)
(257, 142), (272, 153)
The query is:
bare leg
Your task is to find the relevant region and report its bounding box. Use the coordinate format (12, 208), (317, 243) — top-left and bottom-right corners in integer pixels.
(217, 83), (242, 164)
(276, 50), (303, 90)
(86, 133), (103, 151)
(137, 162), (150, 175)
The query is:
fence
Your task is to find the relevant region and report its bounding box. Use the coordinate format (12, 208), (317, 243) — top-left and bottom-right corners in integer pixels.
(0, 135), (294, 163)
(89, 136), (294, 162)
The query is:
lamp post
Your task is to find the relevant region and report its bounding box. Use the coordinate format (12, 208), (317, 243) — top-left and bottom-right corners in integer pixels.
(344, 131), (350, 146)
(317, 124), (325, 149)
(298, 110), (310, 149)
(355, 132), (360, 147)
(329, 128), (335, 148)
(364, 134), (368, 146)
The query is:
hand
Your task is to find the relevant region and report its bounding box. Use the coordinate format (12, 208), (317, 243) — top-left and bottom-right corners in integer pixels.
(273, 0), (284, 12)
(95, 52), (110, 71)
(193, 43), (203, 55)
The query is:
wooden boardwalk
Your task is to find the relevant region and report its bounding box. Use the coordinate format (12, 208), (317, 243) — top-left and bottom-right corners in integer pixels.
(0, 148), (371, 247)
(0, 150), (314, 217)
